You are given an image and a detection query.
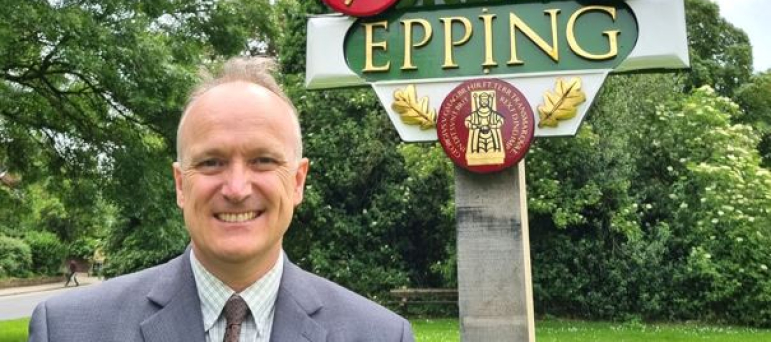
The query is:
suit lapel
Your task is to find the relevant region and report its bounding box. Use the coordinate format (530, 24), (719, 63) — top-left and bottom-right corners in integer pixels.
(140, 249), (206, 342)
(270, 257), (328, 342)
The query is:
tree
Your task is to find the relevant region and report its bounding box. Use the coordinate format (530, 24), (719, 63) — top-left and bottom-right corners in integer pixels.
(273, 0), (457, 296)
(734, 71), (771, 168)
(684, 0), (753, 96)
(0, 0), (274, 275)
(637, 86), (771, 325)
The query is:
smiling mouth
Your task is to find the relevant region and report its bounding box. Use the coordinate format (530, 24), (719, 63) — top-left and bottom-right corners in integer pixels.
(215, 211), (261, 223)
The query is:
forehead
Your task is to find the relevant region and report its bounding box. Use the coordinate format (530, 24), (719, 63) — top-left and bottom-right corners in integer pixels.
(180, 82), (296, 157)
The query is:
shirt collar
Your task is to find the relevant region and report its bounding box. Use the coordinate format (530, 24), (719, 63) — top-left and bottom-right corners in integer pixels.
(190, 250), (284, 337)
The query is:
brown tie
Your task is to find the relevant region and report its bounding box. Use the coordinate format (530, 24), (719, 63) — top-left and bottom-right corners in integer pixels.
(223, 294), (250, 342)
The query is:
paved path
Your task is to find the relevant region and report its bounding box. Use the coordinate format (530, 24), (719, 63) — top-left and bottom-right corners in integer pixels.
(0, 274), (102, 320)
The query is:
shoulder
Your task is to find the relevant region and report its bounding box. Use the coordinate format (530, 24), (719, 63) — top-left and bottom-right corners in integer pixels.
(30, 255), (185, 341)
(44, 259), (169, 311)
(282, 262), (413, 341)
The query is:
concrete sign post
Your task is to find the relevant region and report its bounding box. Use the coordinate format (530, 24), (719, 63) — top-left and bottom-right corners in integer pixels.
(305, 1), (689, 340)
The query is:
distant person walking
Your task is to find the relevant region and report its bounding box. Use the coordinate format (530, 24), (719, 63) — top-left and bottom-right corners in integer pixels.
(64, 260), (79, 287)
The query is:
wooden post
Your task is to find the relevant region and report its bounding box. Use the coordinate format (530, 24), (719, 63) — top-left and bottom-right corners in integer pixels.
(455, 161), (535, 342)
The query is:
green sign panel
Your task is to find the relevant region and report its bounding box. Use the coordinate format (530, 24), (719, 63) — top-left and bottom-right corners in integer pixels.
(345, 1), (639, 81)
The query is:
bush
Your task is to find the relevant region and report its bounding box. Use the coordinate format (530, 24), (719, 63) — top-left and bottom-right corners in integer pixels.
(23, 231), (65, 276)
(0, 235), (33, 278)
(68, 236), (100, 260)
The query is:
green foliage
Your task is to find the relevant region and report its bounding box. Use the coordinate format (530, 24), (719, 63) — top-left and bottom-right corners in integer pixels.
(531, 79), (771, 326)
(275, 0), (455, 297)
(399, 143), (455, 288)
(734, 71), (771, 167)
(0, 0), (274, 277)
(22, 231), (65, 276)
(67, 236), (99, 260)
(684, 0), (753, 96)
(280, 74), (412, 296)
(641, 86), (771, 326)
(0, 235), (32, 278)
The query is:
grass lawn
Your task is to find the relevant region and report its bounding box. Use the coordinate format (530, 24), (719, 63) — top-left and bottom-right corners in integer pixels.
(0, 318), (28, 342)
(412, 318), (771, 342)
(3, 317), (771, 341)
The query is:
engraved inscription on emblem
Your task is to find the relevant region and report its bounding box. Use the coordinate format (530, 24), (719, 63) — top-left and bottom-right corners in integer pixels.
(466, 91), (505, 166)
(437, 78), (535, 174)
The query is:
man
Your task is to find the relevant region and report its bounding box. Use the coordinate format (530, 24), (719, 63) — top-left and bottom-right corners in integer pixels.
(28, 57), (415, 342)
(64, 260), (79, 287)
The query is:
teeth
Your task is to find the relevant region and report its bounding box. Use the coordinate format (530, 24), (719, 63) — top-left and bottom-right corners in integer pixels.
(217, 212), (257, 223)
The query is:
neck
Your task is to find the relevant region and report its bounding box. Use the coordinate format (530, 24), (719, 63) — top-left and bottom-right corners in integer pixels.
(193, 246), (281, 292)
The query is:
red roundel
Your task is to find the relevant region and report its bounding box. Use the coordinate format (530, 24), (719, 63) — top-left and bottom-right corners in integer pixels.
(437, 78), (535, 174)
(322, 0), (399, 17)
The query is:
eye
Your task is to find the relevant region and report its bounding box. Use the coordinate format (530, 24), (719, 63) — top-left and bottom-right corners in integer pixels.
(194, 158), (226, 173)
(250, 157), (279, 170)
(256, 157), (277, 164)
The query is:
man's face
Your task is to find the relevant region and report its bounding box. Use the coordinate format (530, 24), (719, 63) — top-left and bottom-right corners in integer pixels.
(480, 96), (490, 108)
(173, 82), (308, 270)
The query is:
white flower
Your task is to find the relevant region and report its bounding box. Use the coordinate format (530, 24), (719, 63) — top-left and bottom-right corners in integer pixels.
(762, 265), (768, 271)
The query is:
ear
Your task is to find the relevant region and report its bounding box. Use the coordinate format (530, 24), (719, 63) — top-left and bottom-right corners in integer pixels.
(292, 158), (310, 207)
(172, 162), (185, 209)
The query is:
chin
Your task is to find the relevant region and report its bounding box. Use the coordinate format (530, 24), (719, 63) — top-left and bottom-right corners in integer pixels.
(217, 240), (275, 262)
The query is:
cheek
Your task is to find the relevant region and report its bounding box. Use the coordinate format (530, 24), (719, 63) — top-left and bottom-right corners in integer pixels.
(272, 168), (298, 197)
(183, 176), (220, 209)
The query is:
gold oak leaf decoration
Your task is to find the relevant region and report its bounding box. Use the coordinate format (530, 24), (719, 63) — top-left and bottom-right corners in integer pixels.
(392, 84), (437, 130)
(538, 78), (587, 128)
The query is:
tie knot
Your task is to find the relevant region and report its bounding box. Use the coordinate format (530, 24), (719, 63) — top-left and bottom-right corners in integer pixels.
(224, 294), (250, 326)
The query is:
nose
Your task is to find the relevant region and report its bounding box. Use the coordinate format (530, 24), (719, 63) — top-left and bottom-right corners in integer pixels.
(221, 160), (252, 203)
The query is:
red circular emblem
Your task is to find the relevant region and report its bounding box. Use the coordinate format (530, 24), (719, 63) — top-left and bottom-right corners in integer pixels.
(322, 0), (399, 17)
(437, 78), (535, 174)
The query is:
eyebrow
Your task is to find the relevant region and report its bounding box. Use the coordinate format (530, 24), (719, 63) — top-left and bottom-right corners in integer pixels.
(188, 146), (287, 162)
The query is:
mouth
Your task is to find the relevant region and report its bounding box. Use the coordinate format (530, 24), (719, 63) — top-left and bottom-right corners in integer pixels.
(215, 211), (261, 223)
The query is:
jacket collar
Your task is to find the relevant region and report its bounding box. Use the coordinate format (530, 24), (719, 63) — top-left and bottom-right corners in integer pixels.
(136, 249), (328, 342)
(140, 247), (206, 342)
(269, 255), (328, 342)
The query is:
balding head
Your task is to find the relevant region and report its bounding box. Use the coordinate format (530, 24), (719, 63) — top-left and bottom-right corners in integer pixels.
(176, 57), (302, 164)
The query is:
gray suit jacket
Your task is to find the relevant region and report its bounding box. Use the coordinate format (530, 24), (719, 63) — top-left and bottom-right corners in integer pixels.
(28, 250), (414, 342)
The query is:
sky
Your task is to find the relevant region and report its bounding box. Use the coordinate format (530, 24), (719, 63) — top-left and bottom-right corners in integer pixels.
(712, 0), (770, 72)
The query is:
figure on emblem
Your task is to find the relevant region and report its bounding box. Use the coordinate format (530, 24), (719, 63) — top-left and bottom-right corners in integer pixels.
(465, 91), (505, 166)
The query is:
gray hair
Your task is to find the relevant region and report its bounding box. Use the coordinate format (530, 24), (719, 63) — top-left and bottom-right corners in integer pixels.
(176, 57), (302, 163)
